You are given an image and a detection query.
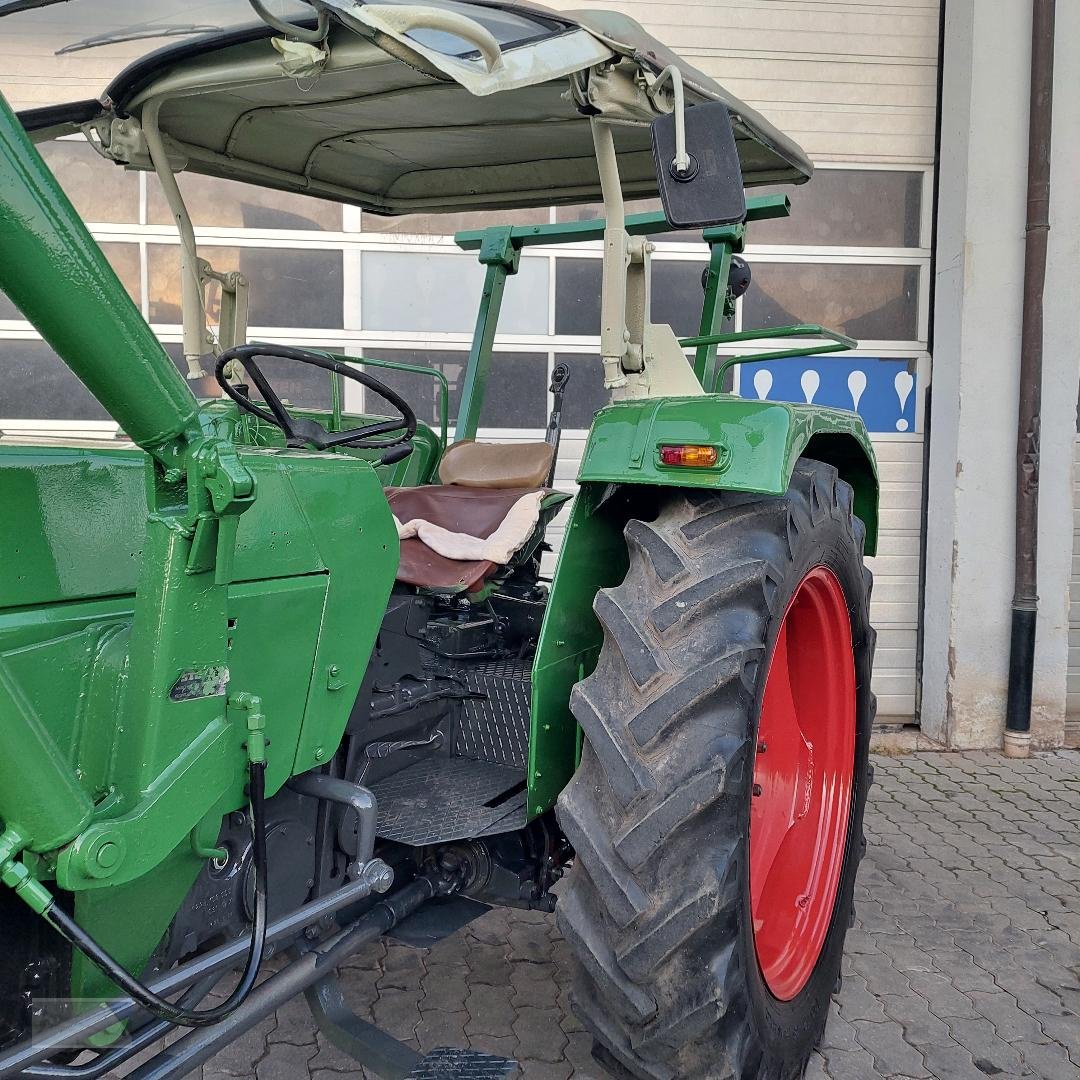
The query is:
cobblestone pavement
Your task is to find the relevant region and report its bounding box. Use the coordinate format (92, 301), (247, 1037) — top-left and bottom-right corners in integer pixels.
(146, 751), (1079, 1079)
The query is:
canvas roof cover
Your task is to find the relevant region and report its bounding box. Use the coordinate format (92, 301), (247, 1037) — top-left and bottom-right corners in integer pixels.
(10, 0), (813, 216)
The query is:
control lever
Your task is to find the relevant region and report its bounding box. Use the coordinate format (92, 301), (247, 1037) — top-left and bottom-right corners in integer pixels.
(545, 363), (570, 488)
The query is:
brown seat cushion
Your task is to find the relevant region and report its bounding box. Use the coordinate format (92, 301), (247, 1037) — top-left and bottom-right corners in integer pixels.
(386, 485), (543, 592)
(437, 440), (554, 489)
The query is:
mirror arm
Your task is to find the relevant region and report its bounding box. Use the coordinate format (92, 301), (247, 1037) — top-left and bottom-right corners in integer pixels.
(647, 65), (690, 176)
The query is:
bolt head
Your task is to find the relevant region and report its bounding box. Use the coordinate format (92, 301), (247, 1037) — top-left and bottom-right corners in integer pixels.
(752, 783), (763, 797)
(95, 842), (121, 869)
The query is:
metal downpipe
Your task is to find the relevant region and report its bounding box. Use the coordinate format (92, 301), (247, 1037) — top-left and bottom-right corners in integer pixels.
(1004, 0), (1056, 758)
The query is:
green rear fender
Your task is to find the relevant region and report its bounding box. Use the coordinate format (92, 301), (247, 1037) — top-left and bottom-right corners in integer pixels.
(528, 395), (879, 818)
(578, 396), (878, 552)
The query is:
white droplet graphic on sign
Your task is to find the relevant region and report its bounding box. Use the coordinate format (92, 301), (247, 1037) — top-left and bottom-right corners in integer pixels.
(847, 370), (868, 411)
(894, 370), (914, 431)
(801, 369), (820, 404)
(753, 369), (773, 400)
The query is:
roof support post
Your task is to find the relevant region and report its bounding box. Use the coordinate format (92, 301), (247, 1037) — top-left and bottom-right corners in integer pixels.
(454, 226), (519, 443)
(143, 98), (212, 378)
(591, 118), (630, 396)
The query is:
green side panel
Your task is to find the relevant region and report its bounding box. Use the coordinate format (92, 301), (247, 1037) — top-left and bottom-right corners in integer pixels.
(0, 442), (399, 991)
(528, 485), (632, 816)
(0, 448), (146, 610)
(578, 396), (880, 553)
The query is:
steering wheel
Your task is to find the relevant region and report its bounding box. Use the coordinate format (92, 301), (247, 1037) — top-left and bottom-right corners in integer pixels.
(215, 344), (417, 459)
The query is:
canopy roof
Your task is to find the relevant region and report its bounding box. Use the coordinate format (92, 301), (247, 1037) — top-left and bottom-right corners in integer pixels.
(13, 0), (812, 216)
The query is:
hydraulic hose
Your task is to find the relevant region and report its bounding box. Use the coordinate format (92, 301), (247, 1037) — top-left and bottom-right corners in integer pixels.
(41, 761), (269, 1029)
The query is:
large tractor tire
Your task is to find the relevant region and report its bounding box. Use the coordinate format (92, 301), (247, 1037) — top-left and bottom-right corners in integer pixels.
(556, 459), (875, 1080)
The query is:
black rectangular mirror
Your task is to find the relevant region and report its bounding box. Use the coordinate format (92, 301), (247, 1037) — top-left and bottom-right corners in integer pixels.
(651, 101), (747, 230)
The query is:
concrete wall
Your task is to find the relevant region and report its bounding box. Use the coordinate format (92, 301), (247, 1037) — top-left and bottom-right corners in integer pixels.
(923, 0), (1079, 748)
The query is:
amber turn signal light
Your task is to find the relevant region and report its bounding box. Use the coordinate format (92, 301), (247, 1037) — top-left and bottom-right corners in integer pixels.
(658, 444), (719, 467)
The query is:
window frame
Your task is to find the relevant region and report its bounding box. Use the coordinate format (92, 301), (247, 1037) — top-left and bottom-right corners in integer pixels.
(0, 155), (933, 437)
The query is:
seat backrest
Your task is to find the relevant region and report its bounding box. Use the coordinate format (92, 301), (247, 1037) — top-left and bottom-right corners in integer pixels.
(437, 440), (554, 489)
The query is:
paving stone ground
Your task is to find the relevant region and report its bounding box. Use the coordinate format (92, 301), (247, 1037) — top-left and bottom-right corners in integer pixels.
(131, 751), (1080, 1079)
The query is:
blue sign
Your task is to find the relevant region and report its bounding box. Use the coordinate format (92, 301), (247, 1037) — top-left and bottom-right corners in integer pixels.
(736, 356), (917, 434)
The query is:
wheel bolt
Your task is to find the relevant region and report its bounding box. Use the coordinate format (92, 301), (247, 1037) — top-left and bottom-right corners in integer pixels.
(797, 894), (810, 909)
(757, 741), (767, 754)
(752, 783), (763, 797)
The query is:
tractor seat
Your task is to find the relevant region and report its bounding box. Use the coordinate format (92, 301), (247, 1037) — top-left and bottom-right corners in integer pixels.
(386, 440), (562, 593)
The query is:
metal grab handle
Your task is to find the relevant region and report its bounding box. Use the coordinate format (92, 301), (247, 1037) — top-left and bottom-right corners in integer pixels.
(361, 4), (503, 71)
(678, 324), (857, 394)
(248, 0), (330, 43)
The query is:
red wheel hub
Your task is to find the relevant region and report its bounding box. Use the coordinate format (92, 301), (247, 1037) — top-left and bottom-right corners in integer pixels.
(750, 565), (856, 1001)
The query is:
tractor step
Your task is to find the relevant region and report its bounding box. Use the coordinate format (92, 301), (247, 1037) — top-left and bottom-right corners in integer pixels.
(371, 659), (533, 846)
(406, 1047), (518, 1078)
(454, 658), (531, 768)
(371, 756), (527, 845)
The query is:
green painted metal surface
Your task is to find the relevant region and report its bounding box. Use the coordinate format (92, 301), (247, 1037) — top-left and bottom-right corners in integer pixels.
(577, 396), (878, 551)
(454, 194), (791, 251)
(0, 442), (398, 995)
(529, 484), (632, 817)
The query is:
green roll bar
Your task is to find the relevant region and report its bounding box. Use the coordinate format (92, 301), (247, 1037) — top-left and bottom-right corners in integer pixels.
(678, 325), (858, 394)
(454, 193), (857, 421)
(323, 352), (451, 450)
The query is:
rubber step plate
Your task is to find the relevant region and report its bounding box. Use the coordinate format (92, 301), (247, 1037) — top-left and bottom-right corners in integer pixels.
(406, 1047), (517, 1078)
(455, 658), (531, 769)
(371, 756), (527, 845)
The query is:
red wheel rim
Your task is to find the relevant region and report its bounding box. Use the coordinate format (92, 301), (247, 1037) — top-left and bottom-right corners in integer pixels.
(750, 565), (856, 1001)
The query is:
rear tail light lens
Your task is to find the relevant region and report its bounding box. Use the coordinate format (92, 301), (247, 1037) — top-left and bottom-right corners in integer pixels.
(659, 444), (719, 468)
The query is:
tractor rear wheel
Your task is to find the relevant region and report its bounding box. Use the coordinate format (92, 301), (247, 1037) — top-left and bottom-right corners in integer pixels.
(556, 459), (875, 1080)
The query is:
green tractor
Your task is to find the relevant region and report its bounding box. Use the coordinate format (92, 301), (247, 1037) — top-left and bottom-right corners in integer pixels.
(0, 3), (878, 1077)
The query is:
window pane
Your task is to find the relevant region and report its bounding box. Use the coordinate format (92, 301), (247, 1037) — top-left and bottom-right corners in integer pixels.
(38, 140), (140, 224)
(477, 353), (547, 429)
(652, 260), (713, 338)
(556, 352), (607, 430)
(554, 258), (601, 335)
(160, 340), (331, 410)
(554, 257), (722, 338)
(0, 339), (108, 420)
(148, 173), (342, 231)
(361, 207), (549, 237)
(742, 263), (920, 342)
(750, 171), (923, 248)
(352, 349), (466, 429)
(0, 243), (140, 320)
(148, 246), (344, 329)
(359, 252), (547, 335)
(352, 349), (546, 429)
